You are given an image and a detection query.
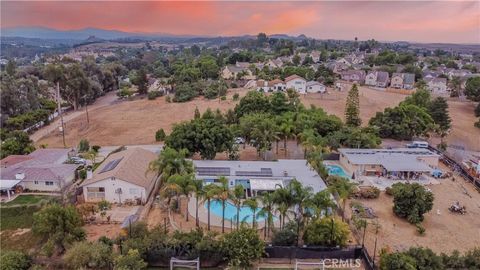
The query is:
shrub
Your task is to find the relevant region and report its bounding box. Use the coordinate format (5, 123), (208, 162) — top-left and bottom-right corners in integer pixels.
(222, 226), (265, 268)
(232, 93), (240, 101)
(391, 183), (434, 224)
(221, 95), (227, 101)
(78, 139), (90, 152)
(416, 224), (426, 236)
(353, 186), (380, 199)
(272, 222), (298, 246)
(165, 95), (172, 103)
(63, 241), (113, 269)
(78, 169), (87, 180)
(91, 145), (101, 152)
(114, 249), (147, 270)
(303, 218), (350, 247)
(0, 250), (31, 270)
(117, 87), (133, 98)
(231, 82), (238, 88)
(385, 187), (394, 196)
(155, 129), (166, 142)
(147, 90), (164, 100)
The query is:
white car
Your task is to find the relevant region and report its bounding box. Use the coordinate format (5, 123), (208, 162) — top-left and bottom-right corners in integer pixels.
(235, 137), (245, 144)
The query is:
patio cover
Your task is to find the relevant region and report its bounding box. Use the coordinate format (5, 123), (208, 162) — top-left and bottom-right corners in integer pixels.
(249, 179), (284, 191)
(0, 180), (21, 190)
(381, 156), (432, 172)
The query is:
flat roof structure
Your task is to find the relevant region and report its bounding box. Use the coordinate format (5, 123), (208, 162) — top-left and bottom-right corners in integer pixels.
(193, 159), (326, 193)
(339, 148), (438, 172)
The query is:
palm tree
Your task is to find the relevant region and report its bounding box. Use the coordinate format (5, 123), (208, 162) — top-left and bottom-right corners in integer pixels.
(288, 179), (313, 245)
(231, 184), (245, 229)
(243, 197), (258, 228)
(202, 184), (217, 231)
(272, 186), (294, 229)
(299, 129), (323, 159)
(310, 190), (336, 218)
(213, 176), (231, 233)
(279, 116), (295, 156)
(191, 179), (204, 227)
(164, 174), (194, 221)
(328, 176), (355, 221)
(258, 192), (275, 238)
(148, 147), (193, 188)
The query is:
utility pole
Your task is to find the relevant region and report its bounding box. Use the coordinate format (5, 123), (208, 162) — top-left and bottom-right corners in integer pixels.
(56, 81), (66, 148)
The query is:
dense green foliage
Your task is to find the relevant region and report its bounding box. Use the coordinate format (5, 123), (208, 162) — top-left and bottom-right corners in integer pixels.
(0, 130), (35, 159)
(32, 204), (86, 252)
(221, 226), (265, 268)
(0, 250), (31, 270)
(63, 241), (113, 269)
(391, 183), (434, 224)
(166, 109), (234, 159)
(303, 218), (350, 247)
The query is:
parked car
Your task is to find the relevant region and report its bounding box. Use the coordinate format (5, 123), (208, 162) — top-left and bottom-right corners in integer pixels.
(69, 157), (86, 165)
(235, 137), (245, 144)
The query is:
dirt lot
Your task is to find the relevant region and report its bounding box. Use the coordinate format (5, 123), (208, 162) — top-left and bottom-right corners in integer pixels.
(36, 85), (480, 151)
(355, 164), (480, 257)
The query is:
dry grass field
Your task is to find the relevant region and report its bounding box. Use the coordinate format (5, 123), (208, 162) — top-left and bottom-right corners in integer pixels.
(356, 164), (480, 256)
(35, 85), (480, 151)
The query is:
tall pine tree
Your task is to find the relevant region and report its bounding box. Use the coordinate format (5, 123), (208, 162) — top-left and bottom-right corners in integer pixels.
(428, 97), (451, 133)
(345, 84), (361, 127)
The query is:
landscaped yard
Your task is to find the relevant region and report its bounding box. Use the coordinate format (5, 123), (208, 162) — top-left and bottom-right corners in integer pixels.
(1, 195), (52, 206)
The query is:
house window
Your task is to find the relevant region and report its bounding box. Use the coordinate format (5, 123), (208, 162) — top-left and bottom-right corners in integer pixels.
(87, 187), (105, 199)
(34, 181), (39, 185)
(45, 181), (54, 186)
(129, 188), (139, 195)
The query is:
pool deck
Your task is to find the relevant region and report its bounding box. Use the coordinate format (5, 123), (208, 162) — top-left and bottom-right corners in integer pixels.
(187, 197), (280, 229)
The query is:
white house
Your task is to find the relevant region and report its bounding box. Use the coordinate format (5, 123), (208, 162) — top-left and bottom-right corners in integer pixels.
(306, 81), (326, 93)
(80, 148), (159, 204)
(426, 77), (448, 95)
(391, 73), (415, 89)
(340, 70), (366, 84)
(268, 79), (286, 92)
(285, 74), (307, 93)
(256, 80), (270, 92)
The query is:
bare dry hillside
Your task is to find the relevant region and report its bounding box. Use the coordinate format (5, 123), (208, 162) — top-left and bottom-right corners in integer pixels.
(36, 86), (480, 151)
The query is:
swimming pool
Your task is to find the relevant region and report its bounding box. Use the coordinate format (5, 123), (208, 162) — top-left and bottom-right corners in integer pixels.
(205, 200), (273, 223)
(325, 164), (351, 179)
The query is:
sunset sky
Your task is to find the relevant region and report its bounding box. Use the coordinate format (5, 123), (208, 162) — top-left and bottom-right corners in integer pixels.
(1, 1), (479, 44)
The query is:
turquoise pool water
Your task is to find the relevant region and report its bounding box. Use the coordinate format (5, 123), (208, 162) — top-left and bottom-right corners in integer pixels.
(205, 200), (273, 223)
(326, 164), (351, 179)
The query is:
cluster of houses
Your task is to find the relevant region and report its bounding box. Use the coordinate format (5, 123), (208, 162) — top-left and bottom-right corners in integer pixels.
(245, 74), (326, 94)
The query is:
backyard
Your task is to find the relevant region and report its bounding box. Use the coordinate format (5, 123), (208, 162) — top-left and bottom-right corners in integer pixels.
(351, 164), (480, 257)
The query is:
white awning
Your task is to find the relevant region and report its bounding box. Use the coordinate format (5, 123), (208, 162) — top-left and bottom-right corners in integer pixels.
(0, 180), (21, 190)
(249, 179), (284, 191)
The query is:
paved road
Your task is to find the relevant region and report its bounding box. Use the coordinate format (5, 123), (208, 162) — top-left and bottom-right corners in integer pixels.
(30, 91), (118, 142)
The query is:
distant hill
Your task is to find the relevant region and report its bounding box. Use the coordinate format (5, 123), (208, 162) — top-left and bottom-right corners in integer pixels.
(1, 27), (138, 40)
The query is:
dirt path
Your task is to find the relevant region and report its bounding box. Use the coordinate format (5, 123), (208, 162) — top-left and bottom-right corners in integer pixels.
(31, 91), (118, 143)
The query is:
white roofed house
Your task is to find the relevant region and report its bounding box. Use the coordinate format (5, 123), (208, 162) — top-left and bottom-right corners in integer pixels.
(425, 77), (448, 95)
(256, 79), (270, 92)
(365, 71), (378, 86)
(390, 73), (404, 88)
(193, 159), (327, 197)
(306, 81), (326, 93)
(80, 148), (159, 204)
(285, 74), (307, 94)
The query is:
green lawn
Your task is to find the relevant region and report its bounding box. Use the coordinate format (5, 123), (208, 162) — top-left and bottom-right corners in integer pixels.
(0, 205), (41, 230)
(0, 195), (52, 206)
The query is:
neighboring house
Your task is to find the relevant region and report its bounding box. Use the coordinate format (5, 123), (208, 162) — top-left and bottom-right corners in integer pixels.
(339, 148), (439, 179)
(0, 149), (78, 193)
(80, 148), (158, 204)
(340, 70), (366, 84)
(269, 79), (286, 92)
(426, 77), (448, 95)
(310, 51), (321, 63)
(266, 59), (283, 69)
(256, 79), (270, 92)
(285, 74), (307, 93)
(306, 81), (326, 93)
(390, 73), (404, 88)
(390, 73), (415, 89)
(366, 71), (389, 88)
(221, 65), (255, 80)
